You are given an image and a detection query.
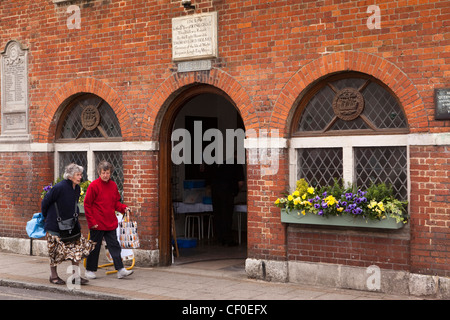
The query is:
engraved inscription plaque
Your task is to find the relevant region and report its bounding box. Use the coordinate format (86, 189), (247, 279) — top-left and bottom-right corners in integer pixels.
(172, 12), (218, 61)
(178, 60), (212, 73)
(1, 40), (29, 136)
(435, 88), (450, 120)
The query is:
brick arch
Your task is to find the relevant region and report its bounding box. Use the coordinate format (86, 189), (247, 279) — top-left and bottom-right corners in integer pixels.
(272, 51), (427, 137)
(146, 68), (256, 141)
(39, 77), (131, 142)
(150, 69), (257, 266)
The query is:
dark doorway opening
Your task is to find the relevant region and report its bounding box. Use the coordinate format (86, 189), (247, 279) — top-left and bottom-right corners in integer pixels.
(170, 92), (247, 265)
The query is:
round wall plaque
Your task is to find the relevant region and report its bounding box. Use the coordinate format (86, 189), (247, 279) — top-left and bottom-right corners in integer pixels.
(332, 88), (365, 121)
(81, 105), (100, 131)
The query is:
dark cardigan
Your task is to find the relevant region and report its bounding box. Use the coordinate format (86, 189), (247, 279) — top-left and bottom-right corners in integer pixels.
(41, 179), (81, 233)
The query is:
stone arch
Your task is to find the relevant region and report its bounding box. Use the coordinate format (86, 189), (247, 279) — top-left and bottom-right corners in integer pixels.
(272, 51), (426, 137)
(39, 77), (130, 142)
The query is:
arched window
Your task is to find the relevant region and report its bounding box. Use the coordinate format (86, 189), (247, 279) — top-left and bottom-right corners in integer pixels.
(57, 93), (122, 140)
(55, 93), (124, 195)
(290, 72), (409, 200)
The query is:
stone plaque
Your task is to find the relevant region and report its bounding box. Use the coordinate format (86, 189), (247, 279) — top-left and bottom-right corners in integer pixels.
(172, 12), (218, 61)
(332, 88), (365, 121)
(4, 113), (27, 131)
(178, 59), (212, 73)
(1, 40), (29, 136)
(435, 88), (450, 120)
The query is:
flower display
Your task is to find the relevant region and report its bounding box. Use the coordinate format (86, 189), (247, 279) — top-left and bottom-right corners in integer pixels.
(275, 179), (408, 224)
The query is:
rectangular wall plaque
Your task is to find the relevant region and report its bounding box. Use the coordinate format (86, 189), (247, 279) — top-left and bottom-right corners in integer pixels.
(172, 12), (218, 62)
(1, 40), (29, 137)
(178, 60), (212, 73)
(435, 88), (450, 120)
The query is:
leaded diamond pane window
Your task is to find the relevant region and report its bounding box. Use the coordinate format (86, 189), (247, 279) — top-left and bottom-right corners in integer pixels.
(94, 151), (124, 197)
(362, 82), (408, 129)
(355, 147), (407, 200)
(58, 94), (122, 140)
(59, 152), (88, 182)
(56, 94), (124, 189)
(298, 86), (336, 131)
(293, 73), (409, 204)
(297, 148), (343, 188)
(295, 73), (408, 135)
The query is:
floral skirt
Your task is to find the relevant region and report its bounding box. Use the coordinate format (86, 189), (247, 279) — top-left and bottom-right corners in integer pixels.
(47, 233), (96, 267)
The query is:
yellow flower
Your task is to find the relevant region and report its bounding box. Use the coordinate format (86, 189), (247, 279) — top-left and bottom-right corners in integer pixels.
(302, 193), (307, 200)
(293, 190), (300, 197)
(294, 198), (301, 205)
(301, 210), (306, 215)
(324, 195), (337, 206)
(287, 195), (293, 201)
(337, 207), (344, 212)
(377, 202), (385, 211)
(307, 187), (314, 194)
(274, 199), (280, 205)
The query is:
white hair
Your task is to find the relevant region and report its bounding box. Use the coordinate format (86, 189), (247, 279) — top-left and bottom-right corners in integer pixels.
(63, 163), (84, 180)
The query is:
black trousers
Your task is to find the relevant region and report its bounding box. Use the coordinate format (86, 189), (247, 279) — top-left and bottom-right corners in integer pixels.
(86, 229), (124, 271)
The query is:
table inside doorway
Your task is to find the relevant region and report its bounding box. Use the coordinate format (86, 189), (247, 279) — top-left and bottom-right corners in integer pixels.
(173, 202), (247, 244)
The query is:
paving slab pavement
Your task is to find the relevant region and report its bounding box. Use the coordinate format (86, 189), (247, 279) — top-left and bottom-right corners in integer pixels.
(0, 251), (425, 302)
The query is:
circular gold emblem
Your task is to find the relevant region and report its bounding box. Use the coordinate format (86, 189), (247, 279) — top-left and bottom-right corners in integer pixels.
(81, 105), (100, 131)
(332, 88), (365, 121)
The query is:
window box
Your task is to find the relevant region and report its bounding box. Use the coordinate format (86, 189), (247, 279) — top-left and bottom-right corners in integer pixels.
(275, 179), (408, 230)
(280, 208), (404, 229)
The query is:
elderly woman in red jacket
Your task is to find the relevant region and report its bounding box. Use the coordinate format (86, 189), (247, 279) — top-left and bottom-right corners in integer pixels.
(84, 160), (133, 279)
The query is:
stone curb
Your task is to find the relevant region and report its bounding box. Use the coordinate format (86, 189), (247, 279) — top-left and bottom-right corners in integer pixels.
(0, 278), (129, 300)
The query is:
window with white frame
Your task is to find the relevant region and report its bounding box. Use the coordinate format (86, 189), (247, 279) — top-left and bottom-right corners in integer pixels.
(290, 72), (409, 200)
(55, 93), (124, 196)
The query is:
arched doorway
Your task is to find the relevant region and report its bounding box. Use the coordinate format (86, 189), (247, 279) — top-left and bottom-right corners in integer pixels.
(159, 85), (247, 266)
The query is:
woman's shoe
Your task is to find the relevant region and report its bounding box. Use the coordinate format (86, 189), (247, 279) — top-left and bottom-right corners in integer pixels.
(71, 277), (89, 285)
(49, 276), (65, 285)
(117, 268), (133, 279)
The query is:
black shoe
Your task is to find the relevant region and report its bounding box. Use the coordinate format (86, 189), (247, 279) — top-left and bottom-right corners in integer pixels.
(72, 277), (89, 285)
(49, 276), (65, 285)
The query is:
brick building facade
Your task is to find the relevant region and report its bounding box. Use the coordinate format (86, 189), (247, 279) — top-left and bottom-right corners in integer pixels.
(0, 0), (448, 296)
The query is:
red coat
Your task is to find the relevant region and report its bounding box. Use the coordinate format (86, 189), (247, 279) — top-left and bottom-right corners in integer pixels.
(84, 178), (128, 231)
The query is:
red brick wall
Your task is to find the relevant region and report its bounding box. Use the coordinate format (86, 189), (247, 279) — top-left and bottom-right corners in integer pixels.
(122, 151), (159, 250)
(0, 1), (448, 275)
(247, 149), (289, 261)
(410, 146), (450, 277)
(0, 152), (53, 238)
(287, 228), (410, 271)
(1, 0), (445, 142)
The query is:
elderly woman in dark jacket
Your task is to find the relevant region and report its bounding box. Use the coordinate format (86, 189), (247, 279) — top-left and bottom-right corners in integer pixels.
(41, 163), (95, 285)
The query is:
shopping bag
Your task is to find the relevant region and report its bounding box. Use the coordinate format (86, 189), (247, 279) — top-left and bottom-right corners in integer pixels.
(26, 212), (46, 238)
(118, 212), (140, 249)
